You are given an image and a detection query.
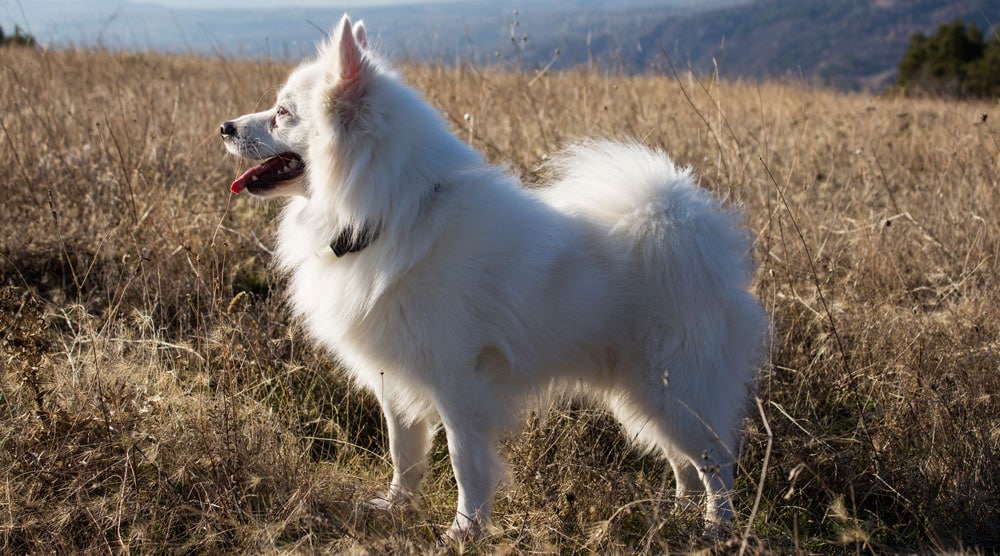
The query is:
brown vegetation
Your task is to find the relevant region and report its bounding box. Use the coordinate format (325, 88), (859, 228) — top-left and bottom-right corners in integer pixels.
(1, 46), (998, 553)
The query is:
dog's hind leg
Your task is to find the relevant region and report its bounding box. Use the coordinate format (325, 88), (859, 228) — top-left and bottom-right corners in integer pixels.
(368, 409), (434, 510)
(667, 452), (705, 511)
(608, 393), (720, 515)
(666, 390), (741, 526)
(608, 397), (699, 503)
(664, 387), (741, 526)
(672, 293), (767, 527)
(609, 364), (741, 527)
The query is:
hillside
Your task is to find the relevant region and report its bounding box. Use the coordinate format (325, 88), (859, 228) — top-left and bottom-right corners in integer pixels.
(511, 0), (1000, 90)
(6, 0), (1000, 90)
(629, 0), (1000, 89)
(1, 47), (999, 553)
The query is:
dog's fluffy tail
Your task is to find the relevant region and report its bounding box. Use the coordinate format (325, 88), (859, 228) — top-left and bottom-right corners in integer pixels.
(544, 139), (754, 289)
(543, 140), (767, 382)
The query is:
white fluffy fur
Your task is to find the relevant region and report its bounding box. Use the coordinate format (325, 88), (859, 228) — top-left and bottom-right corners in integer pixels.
(222, 15), (768, 539)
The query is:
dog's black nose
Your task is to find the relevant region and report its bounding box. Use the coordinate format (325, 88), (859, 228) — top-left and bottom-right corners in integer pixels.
(220, 121), (236, 137)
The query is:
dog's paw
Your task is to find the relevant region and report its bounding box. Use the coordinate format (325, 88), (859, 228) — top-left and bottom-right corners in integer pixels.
(673, 495), (704, 516)
(364, 488), (420, 512)
(702, 518), (738, 542)
(443, 516), (484, 543)
(364, 496), (394, 512)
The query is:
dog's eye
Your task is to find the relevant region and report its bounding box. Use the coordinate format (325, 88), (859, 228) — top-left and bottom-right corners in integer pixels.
(276, 106), (290, 118)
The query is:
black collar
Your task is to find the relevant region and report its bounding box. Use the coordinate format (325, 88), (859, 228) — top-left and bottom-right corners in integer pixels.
(330, 224), (379, 257)
(327, 182), (443, 257)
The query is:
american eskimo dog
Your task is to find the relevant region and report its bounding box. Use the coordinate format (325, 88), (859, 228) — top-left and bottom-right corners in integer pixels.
(220, 15), (767, 539)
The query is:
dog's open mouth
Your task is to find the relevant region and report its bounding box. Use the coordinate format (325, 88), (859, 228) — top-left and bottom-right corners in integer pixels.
(230, 153), (305, 195)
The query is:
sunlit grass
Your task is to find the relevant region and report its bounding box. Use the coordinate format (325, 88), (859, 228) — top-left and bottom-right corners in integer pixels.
(1, 46), (998, 553)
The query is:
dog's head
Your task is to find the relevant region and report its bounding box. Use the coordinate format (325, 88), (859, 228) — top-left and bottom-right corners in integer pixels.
(220, 16), (372, 198)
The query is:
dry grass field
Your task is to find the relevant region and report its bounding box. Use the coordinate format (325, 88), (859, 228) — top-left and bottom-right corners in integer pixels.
(1, 45), (999, 554)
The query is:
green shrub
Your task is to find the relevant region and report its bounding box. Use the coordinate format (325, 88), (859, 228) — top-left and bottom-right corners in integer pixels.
(0, 24), (36, 48)
(896, 19), (999, 97)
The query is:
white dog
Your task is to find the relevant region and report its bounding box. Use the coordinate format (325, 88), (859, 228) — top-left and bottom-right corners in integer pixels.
(221, 15), (767, 540)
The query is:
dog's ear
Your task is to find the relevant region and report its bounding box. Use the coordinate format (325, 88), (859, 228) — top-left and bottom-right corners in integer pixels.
(318, 15), (372, 126)
(353, 20), (368, 49)
(330, 15), (364, 88)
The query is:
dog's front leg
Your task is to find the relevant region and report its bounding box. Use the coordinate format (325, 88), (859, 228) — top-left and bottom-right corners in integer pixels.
(438, 407), (503, 540)
(368, 409), (433, 510)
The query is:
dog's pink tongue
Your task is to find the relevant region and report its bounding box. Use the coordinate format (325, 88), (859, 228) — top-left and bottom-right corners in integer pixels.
(231, 162), (266, 194)
(230, 154), (305, 195)
(230, 157), (283, 194)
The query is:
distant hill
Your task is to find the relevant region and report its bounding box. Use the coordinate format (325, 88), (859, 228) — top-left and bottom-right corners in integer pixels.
(498, 0), (1000, 90)
(612, 0), (1000, 90)
(4, 0), (999, 90)
(0, 0), (745, 59)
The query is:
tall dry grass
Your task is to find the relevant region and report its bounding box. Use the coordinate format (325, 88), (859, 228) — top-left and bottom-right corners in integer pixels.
(1, 45), (998, 553)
